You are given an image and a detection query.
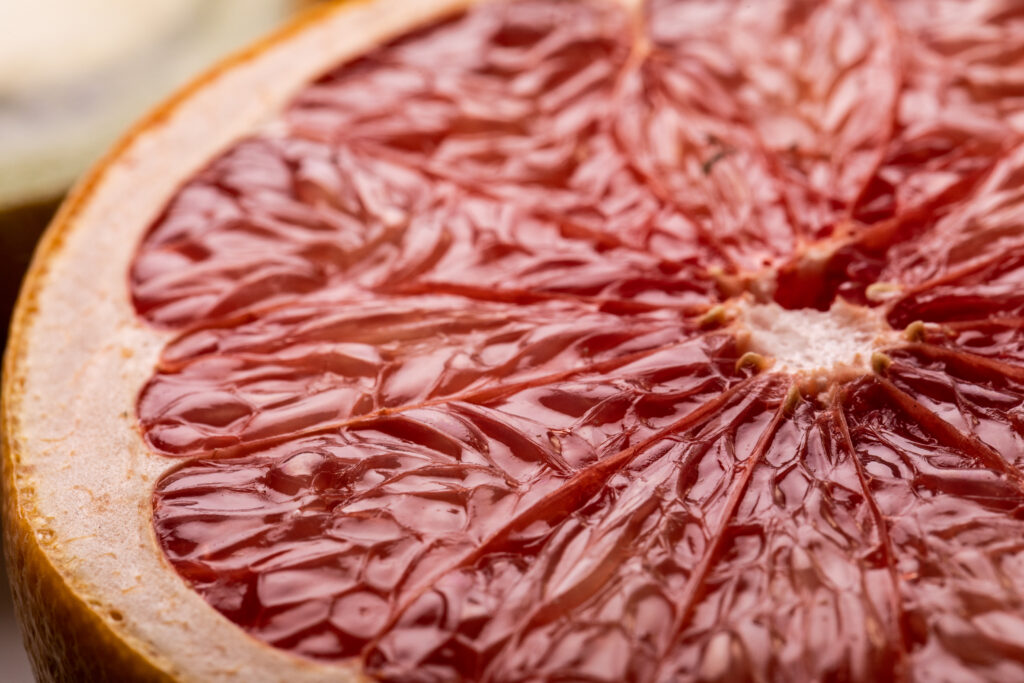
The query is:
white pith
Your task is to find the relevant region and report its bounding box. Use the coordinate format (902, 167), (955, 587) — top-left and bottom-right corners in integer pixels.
(734, 297), (894, 376)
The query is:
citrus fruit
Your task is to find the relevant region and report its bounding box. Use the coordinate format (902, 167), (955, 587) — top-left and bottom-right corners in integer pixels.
(6, 0), (1024, 681)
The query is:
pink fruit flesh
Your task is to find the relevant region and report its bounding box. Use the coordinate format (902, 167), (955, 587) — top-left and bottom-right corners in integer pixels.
(134, 1), (1024, 680)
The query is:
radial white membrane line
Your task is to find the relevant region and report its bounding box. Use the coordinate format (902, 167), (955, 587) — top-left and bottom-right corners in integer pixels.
(145, 325), (725, 461)
(152, 296), (673, 370)
(151, 329), (757, 663)
(645, 401), (902, 680)
(313, 0), (847, 280)
(838, 374), (1024, 678)
(386, 280), (707, 314)
(617, 36), (803, 272)
(900, 341), (1024, 383)
(139, 225), (695, 339)
(817, 0), (902, 216)
(874, 148), (1024, 306)
(141, 132), (720, 355)
(874, 375), (1024, 492)
(882, 351), (1024, 484)
(887, 248), (1024, 308)
(909, 318), (1024, 366)
(650, 392), (790, 677)
(476, 379), (794, 679)
(832, 399), (910, 678)
(472, 497), (664, 679)
(153, 294), (625, 364)
(356, 373), (773, 664)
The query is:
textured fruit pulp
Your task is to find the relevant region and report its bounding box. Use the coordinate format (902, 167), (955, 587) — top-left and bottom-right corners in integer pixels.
(132, 0), (1024, 680)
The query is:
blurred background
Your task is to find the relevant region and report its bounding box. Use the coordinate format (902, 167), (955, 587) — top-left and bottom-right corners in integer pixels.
(0, 1), (311, 678)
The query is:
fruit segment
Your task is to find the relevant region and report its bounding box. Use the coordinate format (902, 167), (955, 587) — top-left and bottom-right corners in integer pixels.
(642, 0), (899, 247)
(842, 381), (1024, 681)
(140, 297), (708, 454)
(133, 0), (1024, 679)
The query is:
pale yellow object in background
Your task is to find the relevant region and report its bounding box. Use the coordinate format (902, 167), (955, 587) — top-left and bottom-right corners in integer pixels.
(0, 1), (200, 93)
(0, 0), (296, 210)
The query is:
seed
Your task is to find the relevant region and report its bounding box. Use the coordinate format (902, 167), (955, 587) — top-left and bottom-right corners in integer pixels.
(865, 282), (901, 302)
(698, 305), (728, 329)
(736, 351), (769, 373)
(871, 351), (892, 374)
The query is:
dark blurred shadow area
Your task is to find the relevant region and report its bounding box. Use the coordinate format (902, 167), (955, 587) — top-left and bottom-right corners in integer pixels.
(1, 3), (310, 679)
(1, 202), (56, 351)
(0, 555), (34, 682)
(0, 202), (53, 683)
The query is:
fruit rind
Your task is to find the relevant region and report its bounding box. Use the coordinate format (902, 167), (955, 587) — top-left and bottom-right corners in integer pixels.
(1, 452), (174, 682)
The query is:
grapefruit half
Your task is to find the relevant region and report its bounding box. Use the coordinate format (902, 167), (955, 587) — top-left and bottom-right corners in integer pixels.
(6, 0), (1024, 681)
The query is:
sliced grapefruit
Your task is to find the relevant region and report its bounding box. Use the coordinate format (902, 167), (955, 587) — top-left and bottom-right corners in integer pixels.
(6, 0), (1024, 681)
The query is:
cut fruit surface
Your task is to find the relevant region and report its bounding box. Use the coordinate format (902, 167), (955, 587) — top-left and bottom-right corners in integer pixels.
(8, 0), (1024, 681)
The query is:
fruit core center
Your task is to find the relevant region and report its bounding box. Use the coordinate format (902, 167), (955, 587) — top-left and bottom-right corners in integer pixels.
(735, 298), (892, 376)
